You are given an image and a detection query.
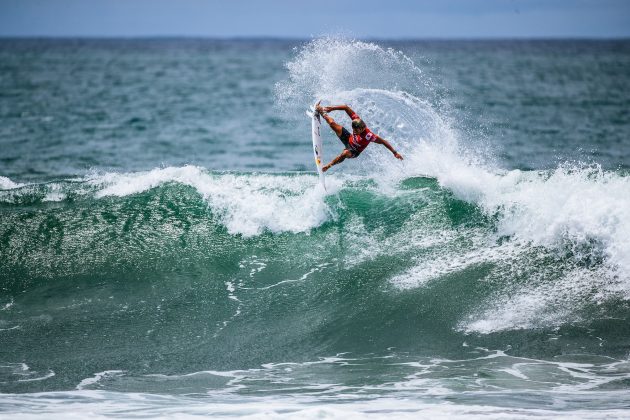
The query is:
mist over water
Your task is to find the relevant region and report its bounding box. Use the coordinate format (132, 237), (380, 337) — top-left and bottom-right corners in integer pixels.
(1, 38), (630, 418)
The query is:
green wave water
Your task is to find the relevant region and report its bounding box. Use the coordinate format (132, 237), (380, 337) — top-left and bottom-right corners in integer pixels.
(1, 166), (629, 401)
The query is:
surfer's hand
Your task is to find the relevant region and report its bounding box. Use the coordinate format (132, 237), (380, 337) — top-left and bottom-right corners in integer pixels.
(322, 164), (330, 172)
(394, 152), (403, 160)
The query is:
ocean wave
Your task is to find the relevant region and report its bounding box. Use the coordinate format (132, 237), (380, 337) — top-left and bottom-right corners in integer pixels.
(1, 164), (628, 334)
(1, 38), (629, 343)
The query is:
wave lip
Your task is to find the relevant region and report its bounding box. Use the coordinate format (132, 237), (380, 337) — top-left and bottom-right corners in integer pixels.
(88, 165), (336, 236)
(0, 176), (22, 190)
(482, 165), (630, 284)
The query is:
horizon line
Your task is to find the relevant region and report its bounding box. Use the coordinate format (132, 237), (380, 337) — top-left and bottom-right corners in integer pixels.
(1, 35), (629, 42)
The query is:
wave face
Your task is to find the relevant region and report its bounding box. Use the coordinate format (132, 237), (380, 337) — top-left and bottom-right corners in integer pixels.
(1, 38), (630, 417)
(1, 165), (629, 392)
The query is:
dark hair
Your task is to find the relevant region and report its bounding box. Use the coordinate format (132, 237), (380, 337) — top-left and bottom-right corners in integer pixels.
(351, 119), (366, 129)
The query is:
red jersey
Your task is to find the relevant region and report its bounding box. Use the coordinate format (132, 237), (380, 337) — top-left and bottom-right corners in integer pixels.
(348, 113), (378, 154)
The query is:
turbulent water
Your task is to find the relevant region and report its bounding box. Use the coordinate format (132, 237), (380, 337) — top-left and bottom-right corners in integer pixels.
(1, 38), (630, 418)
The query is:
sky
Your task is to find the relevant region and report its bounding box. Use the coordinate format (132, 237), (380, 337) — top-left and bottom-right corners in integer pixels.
(0, 0), (629, 39)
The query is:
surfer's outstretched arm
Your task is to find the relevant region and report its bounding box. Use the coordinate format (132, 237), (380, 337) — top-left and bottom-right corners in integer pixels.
(375, 136), (403, 160)
(323, 149), (354, 172)
(319, 104), (356, 119)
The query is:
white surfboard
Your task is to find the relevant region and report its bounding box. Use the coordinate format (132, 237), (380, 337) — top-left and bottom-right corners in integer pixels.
(307, 105), (326, 190)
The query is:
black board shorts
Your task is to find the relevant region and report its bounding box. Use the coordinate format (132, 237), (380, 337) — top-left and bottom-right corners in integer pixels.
(337, 128), (360, 157)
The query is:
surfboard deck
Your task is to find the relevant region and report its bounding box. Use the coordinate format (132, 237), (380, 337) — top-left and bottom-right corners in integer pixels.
(307, 104), (326, 190)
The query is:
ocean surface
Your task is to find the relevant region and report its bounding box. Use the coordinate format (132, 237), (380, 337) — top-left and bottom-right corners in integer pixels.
(1, 38), (630, 418)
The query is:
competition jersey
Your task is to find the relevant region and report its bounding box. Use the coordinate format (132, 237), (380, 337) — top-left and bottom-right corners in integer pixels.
(348, 113), (378, 154)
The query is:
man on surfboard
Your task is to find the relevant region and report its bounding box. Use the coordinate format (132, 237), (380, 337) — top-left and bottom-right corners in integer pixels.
(315, 102), (403, 172)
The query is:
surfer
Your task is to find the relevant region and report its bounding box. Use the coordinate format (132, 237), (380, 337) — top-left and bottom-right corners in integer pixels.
(315, 103), (403, 172)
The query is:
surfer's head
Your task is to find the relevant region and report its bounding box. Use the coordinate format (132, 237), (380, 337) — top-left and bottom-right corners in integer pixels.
(351, 119), (366, 132)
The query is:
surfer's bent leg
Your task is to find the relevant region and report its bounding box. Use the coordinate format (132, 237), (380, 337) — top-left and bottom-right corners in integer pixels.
(321, 113), (343, 137)
(323, 149), (354, 172)
(321, 112), (355, 149)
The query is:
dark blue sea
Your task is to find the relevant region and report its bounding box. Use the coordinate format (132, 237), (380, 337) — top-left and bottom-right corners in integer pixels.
(1, 38), (630, 418)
